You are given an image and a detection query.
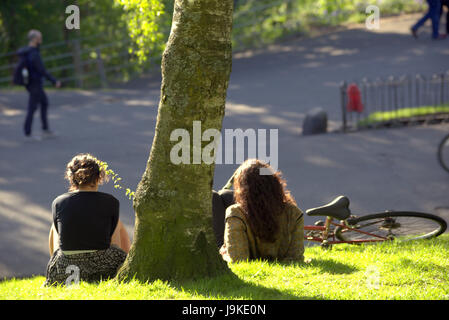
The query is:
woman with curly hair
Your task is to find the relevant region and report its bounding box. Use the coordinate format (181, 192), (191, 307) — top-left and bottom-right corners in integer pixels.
(219, 159), (304, 263)
(45, 153), (131, 285)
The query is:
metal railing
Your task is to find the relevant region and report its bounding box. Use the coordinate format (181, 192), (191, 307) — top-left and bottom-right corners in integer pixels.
(0, 34), (158, 88)
(340, 71), (449, 132)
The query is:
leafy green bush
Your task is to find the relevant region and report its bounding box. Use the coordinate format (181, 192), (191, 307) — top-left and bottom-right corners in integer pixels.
(0, 0), (426, 87)
(232, 0), (425, 50)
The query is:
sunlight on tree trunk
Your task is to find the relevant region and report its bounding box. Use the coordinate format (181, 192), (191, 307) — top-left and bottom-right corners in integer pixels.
(116, 0), (234, 282)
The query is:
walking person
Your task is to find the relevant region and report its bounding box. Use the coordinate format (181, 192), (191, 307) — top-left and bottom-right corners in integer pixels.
(411, 0), (445, 40)
(18, 30), (61, 141)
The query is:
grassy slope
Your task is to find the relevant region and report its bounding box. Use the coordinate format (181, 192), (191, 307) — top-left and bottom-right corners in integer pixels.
(1, 234), (448, 300)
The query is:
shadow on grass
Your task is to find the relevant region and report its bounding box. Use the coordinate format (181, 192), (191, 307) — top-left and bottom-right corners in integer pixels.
(169, 258), (358, 299)
(272, 257), (359, 275)
(303, 258), (359, 275)
(397, 258), (449, 274)
(170, 271), (319, 300)
(169, 255), (360, 299)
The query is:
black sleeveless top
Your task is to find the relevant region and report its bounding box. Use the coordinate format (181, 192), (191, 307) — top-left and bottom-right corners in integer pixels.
(52, 191), (119, 250)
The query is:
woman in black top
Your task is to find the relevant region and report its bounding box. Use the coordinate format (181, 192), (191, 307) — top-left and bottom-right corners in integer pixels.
(45, 153), (131, 285)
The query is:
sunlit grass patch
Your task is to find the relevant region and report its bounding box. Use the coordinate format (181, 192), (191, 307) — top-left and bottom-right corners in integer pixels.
(1, 234), (448, 300)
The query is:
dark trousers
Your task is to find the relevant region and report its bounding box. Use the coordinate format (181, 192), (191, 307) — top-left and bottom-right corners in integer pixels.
(24, 84), (49, 136)
(412, 0), (442, 39)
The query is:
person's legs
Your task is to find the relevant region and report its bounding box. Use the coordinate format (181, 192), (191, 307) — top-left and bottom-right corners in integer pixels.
(39, 88), (49, 131)
(111, 220), (131, 253)
(23, 86), (39, 136)
(412, 12), (431, 32)
(429, 0), (442, 38)
(412, 0), (433, 32)
(119, 222), (131, 253)
(48, 224), (59, 256)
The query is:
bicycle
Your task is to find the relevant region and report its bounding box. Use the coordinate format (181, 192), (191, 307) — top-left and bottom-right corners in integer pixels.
(214, 176), (447, 249)
(438, 133), (449, 173)
(304, 195), (447, 248)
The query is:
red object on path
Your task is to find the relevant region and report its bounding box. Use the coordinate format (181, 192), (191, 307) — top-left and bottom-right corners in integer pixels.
(346, 83), (364, 113)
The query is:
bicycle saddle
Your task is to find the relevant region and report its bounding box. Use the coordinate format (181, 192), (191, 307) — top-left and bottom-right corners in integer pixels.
(306, 196), (351, 220)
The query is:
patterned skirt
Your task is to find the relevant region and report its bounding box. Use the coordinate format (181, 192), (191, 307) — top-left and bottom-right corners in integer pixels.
(44, 246), (127, 286)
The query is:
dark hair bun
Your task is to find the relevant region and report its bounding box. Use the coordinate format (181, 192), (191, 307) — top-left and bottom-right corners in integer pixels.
(65, 153), (107, 190)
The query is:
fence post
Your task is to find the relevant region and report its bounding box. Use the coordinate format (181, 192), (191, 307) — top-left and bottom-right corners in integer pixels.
(432, 73), (438, 107)
(341, 81), (347, 133)
(96, 48), (108, 88)
(416, 74), (421, 107)
(399, 75), (406, 110)
(362, 78), (368, 116)
(375, 78), (381, 112)
(72, 39), (83, 88)
(446, 71), (449, 105)
(393, 76), (398, 121)
(407, 74), (412, 108)
(441, 73), (445, 106)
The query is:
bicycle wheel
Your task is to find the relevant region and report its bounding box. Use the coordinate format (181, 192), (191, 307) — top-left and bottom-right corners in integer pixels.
(335, 211), (447, 242)
(438, 133), (449, 173)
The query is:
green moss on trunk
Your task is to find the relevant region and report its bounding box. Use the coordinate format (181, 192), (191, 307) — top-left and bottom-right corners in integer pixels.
(116, 0), (234, 283)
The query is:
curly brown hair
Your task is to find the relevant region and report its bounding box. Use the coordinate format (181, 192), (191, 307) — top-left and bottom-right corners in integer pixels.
(233, 159), (297, 243)
(65, 153), (108, 191)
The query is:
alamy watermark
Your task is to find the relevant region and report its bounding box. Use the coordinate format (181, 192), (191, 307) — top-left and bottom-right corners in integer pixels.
(65, 265), (80, 287)
(366, 5), (380, 30)
(65, 5), (80, 30)
(365, 265), (381, 289)
(170, 121), (278, 175)
(64, 4), (381, 31)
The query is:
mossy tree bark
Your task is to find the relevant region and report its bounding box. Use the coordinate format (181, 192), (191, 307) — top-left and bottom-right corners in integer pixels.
(116, 0), (234, 282)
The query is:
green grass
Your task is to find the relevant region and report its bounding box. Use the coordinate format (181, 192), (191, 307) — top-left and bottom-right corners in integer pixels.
(2, 234), (449, 300)
(357, 105), (449, 127)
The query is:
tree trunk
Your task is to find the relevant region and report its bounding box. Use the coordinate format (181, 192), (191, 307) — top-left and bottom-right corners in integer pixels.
(116, 0), (234, 282)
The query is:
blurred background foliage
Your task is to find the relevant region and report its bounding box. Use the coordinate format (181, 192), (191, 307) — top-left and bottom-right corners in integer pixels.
(232, 0), (424, 48)
(0, 0), (424, 88)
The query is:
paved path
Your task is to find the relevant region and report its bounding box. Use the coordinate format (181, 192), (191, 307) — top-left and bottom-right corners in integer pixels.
(1, 14), (449, 278)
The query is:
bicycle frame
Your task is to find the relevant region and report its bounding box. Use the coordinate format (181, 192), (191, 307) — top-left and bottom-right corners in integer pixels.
(304, 216), (389, 245)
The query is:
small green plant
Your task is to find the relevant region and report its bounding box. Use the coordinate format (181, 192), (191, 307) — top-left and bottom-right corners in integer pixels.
(95, 159), (136, 201)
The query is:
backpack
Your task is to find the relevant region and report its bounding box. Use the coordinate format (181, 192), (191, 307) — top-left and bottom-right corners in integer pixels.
(212, 189), (235, 248)
(13, 51), (30, 86)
